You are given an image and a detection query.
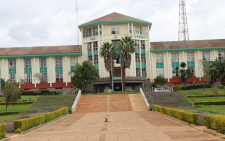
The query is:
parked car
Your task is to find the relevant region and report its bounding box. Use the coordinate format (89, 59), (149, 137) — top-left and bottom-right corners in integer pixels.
(154, 88), (171, 92)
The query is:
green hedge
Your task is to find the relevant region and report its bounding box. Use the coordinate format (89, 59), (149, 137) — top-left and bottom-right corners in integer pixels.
(194, 101), (225, 105)
(152, 105), (199, 124)
(21, 90), (60, 95)
(0, 111), (19, 116)
(204, 115), (225, 134)
(0, 101), (34, 105)
(186, 94), (225, 98)
(13, 107), (68, 133)
(181, 84), (212, 90)
(0, 123), (6, 139)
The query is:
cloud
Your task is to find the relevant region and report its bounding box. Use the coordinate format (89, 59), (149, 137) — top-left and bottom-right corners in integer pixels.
(0, 0), (224, 48)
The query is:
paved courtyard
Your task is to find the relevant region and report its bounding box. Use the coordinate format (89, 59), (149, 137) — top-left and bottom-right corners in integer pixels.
(11, 94), (224, 141)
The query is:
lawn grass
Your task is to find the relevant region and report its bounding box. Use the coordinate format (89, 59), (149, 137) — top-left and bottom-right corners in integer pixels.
(182, 88), (225, 96)
(0, 95), (40, 101)
(193, 105), (225, 115)
(0, 104), (33, 112)
(188, 97), (225, 102)
(0, 114), (27, 123)
(29, 94), (77, 113)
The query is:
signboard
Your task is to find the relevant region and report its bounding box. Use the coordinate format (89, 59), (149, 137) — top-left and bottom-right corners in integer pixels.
(132, 35), (148, 39)
(90, 37), (96, 41)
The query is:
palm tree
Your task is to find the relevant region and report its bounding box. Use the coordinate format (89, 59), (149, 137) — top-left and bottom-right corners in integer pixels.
(100, 42), (117, 90)
(118, 36), (136, 90)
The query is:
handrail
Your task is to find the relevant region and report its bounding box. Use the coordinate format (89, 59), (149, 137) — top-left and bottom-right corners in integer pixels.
(63, 87), (79, 95)
(71, 89), (81, 113)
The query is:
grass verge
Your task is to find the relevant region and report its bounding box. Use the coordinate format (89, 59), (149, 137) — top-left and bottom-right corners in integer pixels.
(182, 88), (224, 96)
(0, 114), (27, 123)
(188, 97), (225, 102)
(0, 104), (33, 112)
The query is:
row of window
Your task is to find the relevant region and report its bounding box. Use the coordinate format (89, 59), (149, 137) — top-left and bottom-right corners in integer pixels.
(83, 25), (148, 38)
(156, 51), (225, 77)
(4, 57), (78, 83)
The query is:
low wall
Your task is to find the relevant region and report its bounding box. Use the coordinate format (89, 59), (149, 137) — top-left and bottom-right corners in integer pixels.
(140, 88), (150, 110)
(71, 90), (81, 113)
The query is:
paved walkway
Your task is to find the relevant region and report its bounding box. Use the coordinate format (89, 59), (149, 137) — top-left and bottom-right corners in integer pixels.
(129, 94), (147, 111)
(10, 94), (224, 141)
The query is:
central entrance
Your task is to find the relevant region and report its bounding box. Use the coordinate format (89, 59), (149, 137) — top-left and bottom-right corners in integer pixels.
(114, 83), (122, 91)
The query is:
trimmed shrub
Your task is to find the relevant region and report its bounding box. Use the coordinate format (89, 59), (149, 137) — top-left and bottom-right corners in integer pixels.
(0, 101), (34, 105)
(13, 115), (45, 133)
(0, 111), (19, 116)
(40, 89), (50, 95)
(216, 85), (224, 89)
(186, 94), (225, 98)
(55, 90), (61, 95)
(152, 104), (199, 124)
(21, 90), (40, 95)
(44, 107), (68, 122)
(173, 84), (182, 91)
(194, 101), (225, 105)
(13, 107), (68, 133)
(204, 115), (225, 134)
(181, 84), (212, 90)
(0, 123), (6, 139)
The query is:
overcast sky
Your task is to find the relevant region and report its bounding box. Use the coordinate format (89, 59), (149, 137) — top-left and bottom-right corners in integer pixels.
(0, 0), (224, 48)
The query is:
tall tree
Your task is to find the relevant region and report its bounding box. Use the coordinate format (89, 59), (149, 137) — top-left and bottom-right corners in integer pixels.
(199, 59), (211, 91)
(100, 42), (117, 90)
(71, 61), (99, 93)
(33, 73), (50, 88)
(179, 62), (193, 84)
(118, 36), (136, 90)
(208, 58), (225, 84)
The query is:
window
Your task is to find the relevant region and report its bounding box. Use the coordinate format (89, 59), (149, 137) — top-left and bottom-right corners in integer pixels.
(140, 27), (148, 35)
(135, 53), (140, 62)
(55, 58), (62, 67)
(9, 74), (16, 83)
(88, 56), (92, 62)
(94, 55), (98, 64)
(9, 59), (16, 68)
(156, 53), (164, 77)
(218, 51), (225, 60)
(187, 52), (195, 74)
(93, 41), (98, 51)
(24, 59), (32, 82)
(40, 58), (47, 67)
(25, 73), (32, 82)
(141, 54), (146, 63)
(136, 68), (140, 77)
(133, 26), (140, 34)
(141, 40), (145, 50)
(87, 42), (92, 52)
(112, 40), (120, 49)
(134, 40), (139, 50)
(92, 27), (98, 36)
(83, 29), (89, 38)
(24, 59), (31, 68)
(70, 57), (78, 66)
(56, 72), (63, 81)
(55, 58), (63, 81)
(171, 53), (179, 76)
(142, 68), (146, 77)
(129, 24), (132, 33)
(111, 25), (119, 34)
(187, 52), (194, 61)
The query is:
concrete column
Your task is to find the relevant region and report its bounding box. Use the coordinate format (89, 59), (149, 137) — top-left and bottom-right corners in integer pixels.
(128, 23), (130, 36)
(214, 50), (216, 59)
(65, 56), (67, 86)
(139, 40), (142, 77)
(34, 57), (36, 87)
(131, 23), (133, 37)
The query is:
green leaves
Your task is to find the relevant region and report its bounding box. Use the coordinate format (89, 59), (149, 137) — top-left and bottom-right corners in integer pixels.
(71, 61), (99, 93)
(154, 75), (167, 87)
(179, 62), (193, 83)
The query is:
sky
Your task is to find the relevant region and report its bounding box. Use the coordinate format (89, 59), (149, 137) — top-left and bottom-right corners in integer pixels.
(0, 0), (224, 48)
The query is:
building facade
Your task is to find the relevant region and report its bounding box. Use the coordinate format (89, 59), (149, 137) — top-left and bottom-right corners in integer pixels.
(0, 12), (225, 93)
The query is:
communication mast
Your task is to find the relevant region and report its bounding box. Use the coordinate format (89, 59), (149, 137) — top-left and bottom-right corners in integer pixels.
(76, 0), (79, 44)
(178, 0), (189, 41)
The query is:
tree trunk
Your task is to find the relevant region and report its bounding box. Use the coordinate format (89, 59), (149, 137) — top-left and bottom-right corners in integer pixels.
(6, 104), (8, 110)
(109, 71), (112, 90)
(122, 67), (126, 91)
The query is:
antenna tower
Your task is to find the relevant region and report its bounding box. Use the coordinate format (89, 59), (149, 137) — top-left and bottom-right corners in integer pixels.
(178, 0), (189, 41)
(76, 0), (79, 44)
